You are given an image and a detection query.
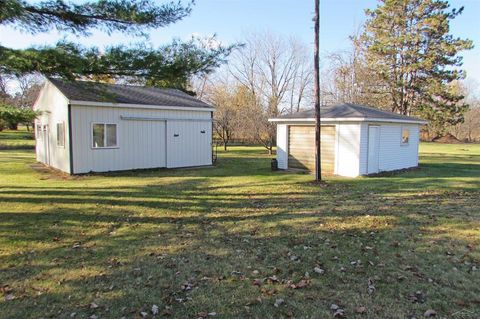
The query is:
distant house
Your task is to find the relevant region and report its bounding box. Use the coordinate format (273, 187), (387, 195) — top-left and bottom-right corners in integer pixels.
(269, 104), (427, 177)
(34, 78), (214, 174)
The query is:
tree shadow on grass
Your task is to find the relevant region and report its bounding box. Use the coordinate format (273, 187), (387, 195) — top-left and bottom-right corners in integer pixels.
(1, 191), (478, 318)
(0, 148), (479, 318)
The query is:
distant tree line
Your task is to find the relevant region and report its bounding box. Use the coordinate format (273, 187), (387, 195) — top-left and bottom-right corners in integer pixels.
(321, 0), (474, 140)
(197, 32), (314, 153)
(2, 0), (478, 145)
(204, 0), (477, 151)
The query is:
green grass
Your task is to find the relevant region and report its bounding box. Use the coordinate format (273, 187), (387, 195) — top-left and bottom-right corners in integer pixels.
(0, 128), (35, 150)
(0, 134), (479, 318)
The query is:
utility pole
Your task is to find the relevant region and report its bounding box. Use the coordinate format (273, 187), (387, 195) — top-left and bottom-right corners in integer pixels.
(314, 0), (321, 181)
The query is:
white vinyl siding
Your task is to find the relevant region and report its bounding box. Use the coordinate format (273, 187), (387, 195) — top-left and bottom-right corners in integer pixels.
(377, 124), (419, 172)
(275, 120), (422, 177)
(335, 123), (362, 177)
(276, 124), (288, 169)
(358, 123), (369, 175)
(33, 82), (71, 173)
(359, 122), (420, 174)
(166, 120), (212, 168)
(71, 105), (211, 174)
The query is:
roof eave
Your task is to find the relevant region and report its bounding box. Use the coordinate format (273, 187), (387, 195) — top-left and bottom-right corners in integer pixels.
(268, 117), (427, 125)
(69, 100), (215, 112)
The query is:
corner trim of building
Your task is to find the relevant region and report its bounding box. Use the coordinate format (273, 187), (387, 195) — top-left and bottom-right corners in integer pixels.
(67, 104), (75, 175)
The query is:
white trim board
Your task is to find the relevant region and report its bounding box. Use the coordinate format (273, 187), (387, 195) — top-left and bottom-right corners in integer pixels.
(70, 100), (215, 112)
(268, 117), (427, 125)
(120, 116), (212, 122)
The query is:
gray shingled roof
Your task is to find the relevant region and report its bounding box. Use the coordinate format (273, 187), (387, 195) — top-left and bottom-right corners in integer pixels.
(274, 103), (425, 122)
(49, 78), (212, 109)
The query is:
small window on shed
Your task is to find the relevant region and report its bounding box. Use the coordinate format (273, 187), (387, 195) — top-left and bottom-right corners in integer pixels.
(401, 127), (410, 145)
(92, 123), (117, 148)
(56, 122), (65, 147)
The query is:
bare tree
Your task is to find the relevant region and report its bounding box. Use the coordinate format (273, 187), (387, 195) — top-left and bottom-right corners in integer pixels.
(14, 75), (43, 108)
(0, 75), (10, 103)
(289, 42), (313, 113)
(228, 31), (312, 153)
(321, 37), (388, 108)
(207, 84), (237, 150)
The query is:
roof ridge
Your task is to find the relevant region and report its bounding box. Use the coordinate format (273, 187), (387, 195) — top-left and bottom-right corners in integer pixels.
(46, 77), (212, 109)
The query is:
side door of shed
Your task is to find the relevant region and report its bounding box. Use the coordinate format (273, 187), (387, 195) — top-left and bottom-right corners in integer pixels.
(166, 120), (212, 168)
(288, 125), (336, 174)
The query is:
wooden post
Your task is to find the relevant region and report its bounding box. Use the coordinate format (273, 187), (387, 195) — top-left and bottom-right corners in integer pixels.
(314, 0), (321, 181)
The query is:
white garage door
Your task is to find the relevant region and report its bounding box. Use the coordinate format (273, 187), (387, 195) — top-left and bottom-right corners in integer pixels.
(123, 120), (166, 170)
(167, 120), (212, 168)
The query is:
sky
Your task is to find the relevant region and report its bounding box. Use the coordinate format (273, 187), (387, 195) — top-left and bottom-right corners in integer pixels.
(1, 0), (479, 90)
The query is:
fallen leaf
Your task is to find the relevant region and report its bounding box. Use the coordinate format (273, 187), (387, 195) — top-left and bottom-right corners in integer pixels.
(274, 298), (284, 307)
(367, 278), (375, 294)
(314, 267), (325, 275)
(424, 309), (437, 317)
(253, 279), (263, 286)
(333, 309), (346, 317)
(355, 306), (367, 314)
(330, 304), (339, 311)
(288, 279), (309, 289)
(409, 291), (426, 304)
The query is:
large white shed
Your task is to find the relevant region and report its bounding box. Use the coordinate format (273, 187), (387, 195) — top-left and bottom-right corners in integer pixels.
(269, 104), (427, 177)
(34, 78), (214, 174)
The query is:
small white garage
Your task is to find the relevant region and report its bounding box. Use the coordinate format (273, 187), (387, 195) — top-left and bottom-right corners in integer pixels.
(34, 78), (213, 174)
(269, 104), (427, 177)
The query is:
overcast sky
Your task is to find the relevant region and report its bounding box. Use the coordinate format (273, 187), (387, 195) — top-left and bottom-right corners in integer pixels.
(1, 0), (478, 92)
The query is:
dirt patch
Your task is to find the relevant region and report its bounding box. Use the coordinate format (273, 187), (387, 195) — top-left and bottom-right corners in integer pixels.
(30, 163), (80, 180)
(433, 133), (462, 144)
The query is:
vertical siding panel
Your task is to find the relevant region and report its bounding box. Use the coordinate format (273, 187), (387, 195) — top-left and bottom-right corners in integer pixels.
(358, 123), (369, 175)
(276, 124), (288, 169)
(336, 123), (362, 177)
(70, 106), (210, 173)
(33, 82), (71, 173)
(378, 123), (420, 172)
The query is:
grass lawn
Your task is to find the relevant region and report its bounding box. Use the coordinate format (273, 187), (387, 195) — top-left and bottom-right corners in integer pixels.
(0, 129), (35, 150)
(0, 132), (479, 319)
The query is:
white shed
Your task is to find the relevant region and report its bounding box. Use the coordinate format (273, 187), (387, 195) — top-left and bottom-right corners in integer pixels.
(34, 78), (214, 174)
(269, 104), (427, 177)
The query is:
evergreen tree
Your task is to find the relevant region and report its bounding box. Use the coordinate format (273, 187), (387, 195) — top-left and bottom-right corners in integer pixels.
(360, 0), (473, 135)
(0, 0), (233, 90)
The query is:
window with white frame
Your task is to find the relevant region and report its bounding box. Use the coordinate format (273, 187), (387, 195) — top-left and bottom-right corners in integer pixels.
(56, 122), (65, 147)
(92, 123), (117, 148)
(401, 127), (410, 145)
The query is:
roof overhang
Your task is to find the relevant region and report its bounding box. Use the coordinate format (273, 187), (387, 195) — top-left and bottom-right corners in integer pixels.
(69, 100), (215, 112)
(268, 117), (427, 125)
